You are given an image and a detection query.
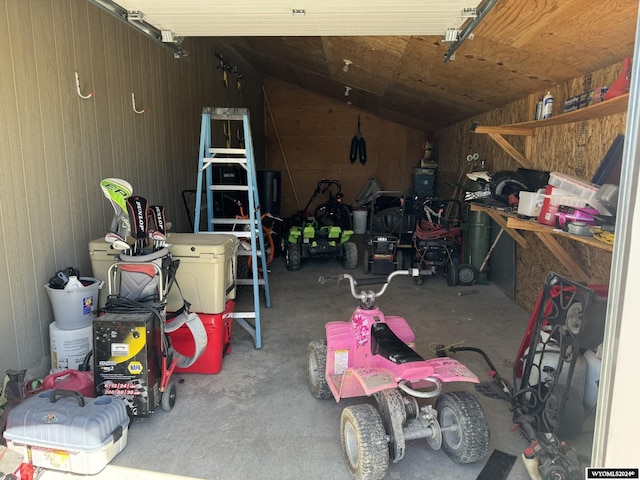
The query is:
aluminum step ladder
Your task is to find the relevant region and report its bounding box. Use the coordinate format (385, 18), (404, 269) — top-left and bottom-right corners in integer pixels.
(193, 107), (270, 349)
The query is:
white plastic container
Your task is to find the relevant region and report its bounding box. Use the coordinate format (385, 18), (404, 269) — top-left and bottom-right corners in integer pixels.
(4, 390), (128, 475)
(44, 277), (101, 329)
(548, 172), (602, 210)
(352, 208), (368, 234)
(50, 322), (93, 373)
(518, 189), (546, 217)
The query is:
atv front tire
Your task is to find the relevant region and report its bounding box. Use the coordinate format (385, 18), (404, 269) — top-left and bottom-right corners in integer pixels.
(307, 340), (332, 400)
(341, 404), (389, 480)
(285, 242), (302, 271)
(436, 391), (490, 464)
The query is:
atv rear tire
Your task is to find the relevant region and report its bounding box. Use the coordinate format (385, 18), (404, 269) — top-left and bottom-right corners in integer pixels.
(342, 241), (358, 269)
(285, 242), (302, 271)
(341, 404), (389, 480)
(307, 340), (332, 399)
(436, 391), (490, 464)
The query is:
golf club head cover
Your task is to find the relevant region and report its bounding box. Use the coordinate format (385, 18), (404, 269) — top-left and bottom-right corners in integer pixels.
(149, 205), (167, 235)
(101, 178), (133, 239)
(126, 196), (149, 240)
(100, 178), (132, 214)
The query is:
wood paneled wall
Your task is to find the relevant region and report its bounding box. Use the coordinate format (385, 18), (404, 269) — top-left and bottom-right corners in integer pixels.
(263, 77), (424, 217)
(437, 61), (627, 311)
(0, 0), (264, 372)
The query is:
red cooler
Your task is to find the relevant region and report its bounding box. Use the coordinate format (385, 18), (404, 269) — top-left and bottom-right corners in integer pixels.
(169, 300), (234, 374)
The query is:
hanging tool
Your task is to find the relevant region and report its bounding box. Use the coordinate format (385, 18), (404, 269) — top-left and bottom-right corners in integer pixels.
(213, 51), (231, 88)
(350, 115), (367, 165)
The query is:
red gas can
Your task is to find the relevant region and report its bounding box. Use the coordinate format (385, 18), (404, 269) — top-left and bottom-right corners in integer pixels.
(43, 369), (95, 398)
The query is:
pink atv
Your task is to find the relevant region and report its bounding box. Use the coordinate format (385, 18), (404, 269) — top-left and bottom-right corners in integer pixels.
(307, 270), (490, 480)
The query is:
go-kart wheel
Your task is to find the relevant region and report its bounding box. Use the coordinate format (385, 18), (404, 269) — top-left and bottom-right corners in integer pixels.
(307, 340), (332, 399)
(436, 391), (489, 464)
(285, 242), (302, 271)
(341, 404), (389, 480)
(362, 249), (370, 274)
(342, 241), (358, 269)
(543, 384), (584, 439)
(457, 264), (478, 286)
(161, 383), (177, 411)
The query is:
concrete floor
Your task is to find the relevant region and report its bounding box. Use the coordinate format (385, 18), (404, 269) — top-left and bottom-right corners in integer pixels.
(111, 242), (594, 480)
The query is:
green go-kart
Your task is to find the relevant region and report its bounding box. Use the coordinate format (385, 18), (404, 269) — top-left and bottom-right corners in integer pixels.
(284, 221), (358, 271)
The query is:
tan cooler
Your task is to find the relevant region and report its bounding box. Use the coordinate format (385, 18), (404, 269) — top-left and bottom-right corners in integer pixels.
(89, 238), (121, 308)
(166, 233), (239, 314)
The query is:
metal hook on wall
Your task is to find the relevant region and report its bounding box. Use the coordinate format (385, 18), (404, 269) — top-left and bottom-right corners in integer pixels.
(75, 71), (94, 99)
(131, 92), (146, 114)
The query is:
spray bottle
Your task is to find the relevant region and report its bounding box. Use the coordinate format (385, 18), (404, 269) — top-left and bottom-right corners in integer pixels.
(542, 91), (554, 119)
(535, 97), (543, 120)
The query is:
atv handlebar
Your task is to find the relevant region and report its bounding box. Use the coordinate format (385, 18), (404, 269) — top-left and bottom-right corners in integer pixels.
(340, 269), (419, 301)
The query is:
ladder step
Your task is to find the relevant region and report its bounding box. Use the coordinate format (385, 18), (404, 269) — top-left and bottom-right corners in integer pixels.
(210, 148), (247, 155)
(222, 231), (252, 238)
(236, 249), (263, 257)
(203, 107), (249, 120)
(230, 311), (258, 319)
(209, 185), (250, 192)
(236, 279), (266, 286)
(204, 157), (247, 165)
(211, 218), (252, 225)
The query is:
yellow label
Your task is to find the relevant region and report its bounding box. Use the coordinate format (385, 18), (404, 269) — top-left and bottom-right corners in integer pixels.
(128, 361), (143, 375)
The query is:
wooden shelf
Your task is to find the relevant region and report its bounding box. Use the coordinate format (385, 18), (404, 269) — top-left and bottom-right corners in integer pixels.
(472, 93), (629, 168)
(474, 93), (629, 136)
(505, 216), (613, 252)
(470, 203), (612, 283)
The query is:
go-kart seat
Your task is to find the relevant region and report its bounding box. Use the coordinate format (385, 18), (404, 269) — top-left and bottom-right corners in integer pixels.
(370, 323), (424, 364)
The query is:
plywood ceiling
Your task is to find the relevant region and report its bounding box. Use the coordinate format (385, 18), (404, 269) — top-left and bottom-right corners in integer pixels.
(111, 0), (638, 131)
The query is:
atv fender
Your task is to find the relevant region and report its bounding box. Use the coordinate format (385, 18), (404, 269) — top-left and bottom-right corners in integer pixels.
(334, 367), (397, 401)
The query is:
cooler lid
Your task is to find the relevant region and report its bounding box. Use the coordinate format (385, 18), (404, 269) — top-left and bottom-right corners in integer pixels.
(5, 390), (128, 451)
(88, 238), (120, 254)
(167, 233), (238, 258)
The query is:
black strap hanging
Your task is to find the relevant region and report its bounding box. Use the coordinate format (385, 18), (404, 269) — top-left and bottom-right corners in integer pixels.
(350, 116), (367, 165)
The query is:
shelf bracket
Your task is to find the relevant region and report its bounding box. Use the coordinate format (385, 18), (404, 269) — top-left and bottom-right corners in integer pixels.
(486, 133), (532, 168)
(534, 232), (590, 283)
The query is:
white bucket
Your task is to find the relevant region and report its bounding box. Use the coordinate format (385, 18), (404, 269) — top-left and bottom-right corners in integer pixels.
(49, 321), (93, 373)
(44, 277), (101, 330)
(353, 208), (368, 234)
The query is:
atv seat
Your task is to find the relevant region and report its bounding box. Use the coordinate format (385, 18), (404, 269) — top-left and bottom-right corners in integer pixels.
(371, 323), (424, 364)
